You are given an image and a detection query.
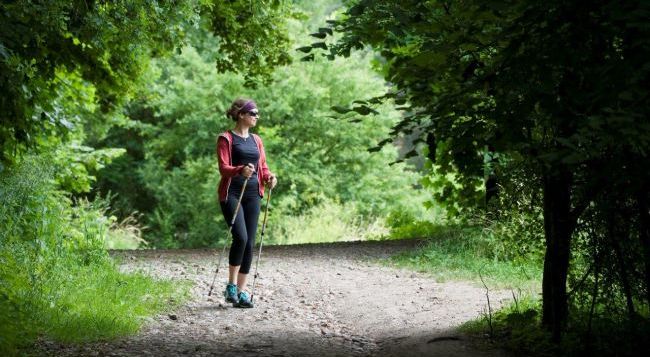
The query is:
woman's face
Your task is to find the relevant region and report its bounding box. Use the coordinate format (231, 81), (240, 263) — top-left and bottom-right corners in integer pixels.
(238, 109), (259, 127)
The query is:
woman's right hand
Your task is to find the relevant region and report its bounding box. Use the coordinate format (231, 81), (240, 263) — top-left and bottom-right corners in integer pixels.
(241, 163), (255, 178)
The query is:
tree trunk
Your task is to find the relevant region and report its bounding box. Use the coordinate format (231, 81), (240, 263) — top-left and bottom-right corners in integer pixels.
(541, 167), (573, 342)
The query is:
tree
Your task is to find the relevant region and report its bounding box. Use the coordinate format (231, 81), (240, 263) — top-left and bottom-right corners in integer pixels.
(0, 0), (294, 169)
(92, 26), (420, 247)
(301, 0), (650, 340)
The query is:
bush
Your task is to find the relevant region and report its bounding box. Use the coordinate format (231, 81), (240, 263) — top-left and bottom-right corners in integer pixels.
(104, 212), (148, 250)
(0, 157), (186, 355)
(266, 199), (388, 245)
(462, 299), (650, 357)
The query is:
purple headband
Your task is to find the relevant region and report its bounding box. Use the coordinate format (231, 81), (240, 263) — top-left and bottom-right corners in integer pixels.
(239, 100), (257, 114)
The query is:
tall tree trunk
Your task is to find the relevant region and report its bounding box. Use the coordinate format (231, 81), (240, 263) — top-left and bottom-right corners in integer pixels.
(541, 167), (573, 342)
(638, 187), (650, 307)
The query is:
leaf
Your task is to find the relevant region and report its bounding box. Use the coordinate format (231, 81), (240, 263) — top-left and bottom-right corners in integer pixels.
(352, 106), (379, 115)
(348, 5), (365, 16)
(367, 97), (386, 104)
(310, 32), (327, 39)
(300, 54), (315, 62)
(404, 149), (418, 159)
(376, 138), (393, 147)
(331, 105), (351, 114)
(59, 119), (75, 130)
(318, 27), (333, 36)
(310, 42), (328, 50)
(411, 52), (446, 67)
(296, 46), (312, 53)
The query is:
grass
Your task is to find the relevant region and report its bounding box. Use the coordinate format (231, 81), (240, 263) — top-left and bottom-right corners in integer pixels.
(39, 262), (190, 343)
(388, 224), (542, 292)
(460, 298), (650, 357)
(267, 200), (388, 245)
(459, 297), (555, 355)
(104, 213), (148, 250)
(0, 157), (191, 356)
(2, 253), (191, 356)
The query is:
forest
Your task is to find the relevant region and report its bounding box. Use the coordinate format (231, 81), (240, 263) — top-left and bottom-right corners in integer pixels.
(1, 1), (649, 356)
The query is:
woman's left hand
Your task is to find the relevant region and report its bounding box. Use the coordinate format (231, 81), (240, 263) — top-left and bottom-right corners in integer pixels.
(266, 175), (277, 189)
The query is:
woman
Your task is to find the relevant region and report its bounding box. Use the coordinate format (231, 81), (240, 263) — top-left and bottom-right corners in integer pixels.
(216, 98), (277, 308)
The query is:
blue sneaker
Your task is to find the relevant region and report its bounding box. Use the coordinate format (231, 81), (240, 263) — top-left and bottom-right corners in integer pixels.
(234, 291), (253, 308)
(224, 283), (238, 303)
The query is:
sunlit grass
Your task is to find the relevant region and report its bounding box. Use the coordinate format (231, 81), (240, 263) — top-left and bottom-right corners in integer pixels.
(388, 225), (542, 292)
(1, 157), (190, 355)
(267, 200), (388, 245)
(39, 262), (190, 342)
(104, 213), (148, 250)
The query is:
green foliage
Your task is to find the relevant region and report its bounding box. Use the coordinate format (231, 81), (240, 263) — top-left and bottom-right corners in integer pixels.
(0, 0), (298, 168)
(93, 19), (424, 248)
(0, 157), (186, 355)
(384, 200), (446, 239)
(0, 0), (191, 166)
(54, 142), (126, 194)
(95, 44), (237, 248)
(204, 0), (296, 85)
(253, 53), (420, 219)
(139, 156), (222, 248)
(419, 158), (483, 218)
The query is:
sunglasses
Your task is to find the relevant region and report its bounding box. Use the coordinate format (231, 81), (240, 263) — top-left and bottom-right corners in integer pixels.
(246, 111), (259, 117)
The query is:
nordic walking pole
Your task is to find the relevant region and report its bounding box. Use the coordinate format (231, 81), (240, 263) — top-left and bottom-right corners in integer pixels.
(207, 177), (249, 296)
(251, 187), (272, 304)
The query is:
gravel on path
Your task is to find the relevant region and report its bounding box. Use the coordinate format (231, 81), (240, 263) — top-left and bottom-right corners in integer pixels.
(38, 239), (511, 357)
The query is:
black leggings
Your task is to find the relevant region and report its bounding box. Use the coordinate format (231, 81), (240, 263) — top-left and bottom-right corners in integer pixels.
(220, 190), (261, 274)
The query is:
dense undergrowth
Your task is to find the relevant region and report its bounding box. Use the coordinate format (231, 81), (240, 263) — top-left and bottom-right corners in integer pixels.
(461, 299), (650, 357)
(0, 158), (188, 356)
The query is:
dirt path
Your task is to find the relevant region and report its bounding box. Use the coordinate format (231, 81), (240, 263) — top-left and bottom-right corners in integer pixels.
(39, 240), (511, 356)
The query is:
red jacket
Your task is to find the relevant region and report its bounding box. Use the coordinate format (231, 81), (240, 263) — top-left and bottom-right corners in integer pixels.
(216, 131), (273, 202)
